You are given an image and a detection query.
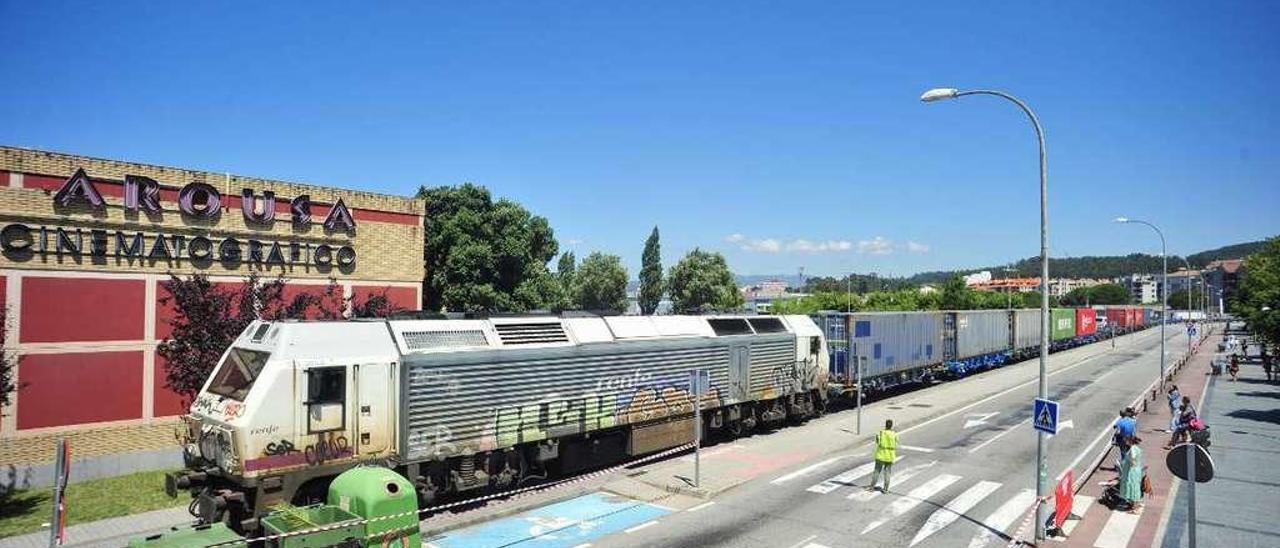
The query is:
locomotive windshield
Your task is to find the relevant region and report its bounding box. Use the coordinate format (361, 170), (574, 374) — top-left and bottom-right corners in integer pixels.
(207, 348), (270, 401)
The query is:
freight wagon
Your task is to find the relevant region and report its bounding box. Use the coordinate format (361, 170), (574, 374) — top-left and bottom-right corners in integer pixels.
(816, 307), (1153, 397)
(166, 314), (829, 533)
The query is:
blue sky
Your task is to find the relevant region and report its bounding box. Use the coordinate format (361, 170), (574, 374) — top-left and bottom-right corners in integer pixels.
(2, 2), (1277, 278)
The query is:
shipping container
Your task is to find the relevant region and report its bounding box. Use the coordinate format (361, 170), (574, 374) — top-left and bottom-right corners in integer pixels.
(1075, 308), (1098, 337)
(1145, 308), (1159, 326)
(1105, 307), (1127, 330)
(1013, 309), (1042, 350)
(1050, 308), (1076, 341)
(952, 310), (1012, 359)
(1130, 307), (1144, 328)
(846, 311), (944, 379)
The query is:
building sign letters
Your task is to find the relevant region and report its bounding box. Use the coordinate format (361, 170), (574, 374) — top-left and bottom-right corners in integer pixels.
(4, 167), (360, 269)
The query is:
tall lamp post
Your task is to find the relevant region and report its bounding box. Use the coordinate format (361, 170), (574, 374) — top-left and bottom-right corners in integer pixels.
(1115, 217), (1167, 385)
(921, 87), (1051, 541)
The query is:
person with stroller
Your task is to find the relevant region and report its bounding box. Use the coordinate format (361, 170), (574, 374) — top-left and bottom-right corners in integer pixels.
(1166, 396), (1198, 449)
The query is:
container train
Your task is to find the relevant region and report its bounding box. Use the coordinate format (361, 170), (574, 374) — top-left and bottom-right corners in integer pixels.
(815, 305), (1155, 395)
(166, 314), (828, 534)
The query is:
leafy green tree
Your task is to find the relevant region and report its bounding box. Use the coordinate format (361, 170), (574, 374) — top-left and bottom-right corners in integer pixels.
(575, 252), (629, 312)
(555, 251), (577, 311)
(1060, 283), (1130, 306)
(638, 227), (664, 315)
(418, 184), (560, 312)
(938, 276), (974, 310)
(1165, 288), (1205, 311)
(668, 249), (743, 313)
(1234, 237), (1280, 349)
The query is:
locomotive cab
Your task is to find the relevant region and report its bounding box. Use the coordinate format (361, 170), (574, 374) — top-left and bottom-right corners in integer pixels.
(168, 320), (400, 532)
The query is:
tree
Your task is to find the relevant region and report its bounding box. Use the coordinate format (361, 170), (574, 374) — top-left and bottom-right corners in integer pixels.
(1234, 237), (1280, 349)
(938, 276), (974, 310)
(1165, 288), (1205, 311)
(639, 227), (664, 315)
(575, 252), (629, 312)
(418, 184), (560, 313)
(555, 251), (577, 311)
(668, 249), (743, 314)
(1059, 283), (1131, 306)
(0, 305), (17, 411)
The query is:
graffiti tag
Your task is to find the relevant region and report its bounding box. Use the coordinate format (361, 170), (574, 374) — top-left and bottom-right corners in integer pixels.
(264, 439), (300, 456)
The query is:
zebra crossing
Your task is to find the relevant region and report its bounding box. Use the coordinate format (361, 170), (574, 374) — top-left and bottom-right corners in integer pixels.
(799, 457), (1039, 547)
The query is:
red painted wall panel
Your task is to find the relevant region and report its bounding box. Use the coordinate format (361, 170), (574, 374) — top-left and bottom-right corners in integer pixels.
(0, 171), (9, 186)
(152, 353), (190, 417)
(352, 285), (419, 312)
(1075, 308), (1097, 336)
(17, 351), (143, 429)
(154, 281), (241, 340)
(21, 277), (145, 343)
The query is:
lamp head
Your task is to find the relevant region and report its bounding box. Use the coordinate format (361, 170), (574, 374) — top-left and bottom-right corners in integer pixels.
(921, 88), (959, 103)
(1113, 217), (1130, 223)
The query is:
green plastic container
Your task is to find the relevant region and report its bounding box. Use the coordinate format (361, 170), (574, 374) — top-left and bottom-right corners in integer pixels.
(328, 466), (422, 548)
(1050, 308), (1076, 341)
(261, 504), (364, 548)
(128, 522), (243, 547)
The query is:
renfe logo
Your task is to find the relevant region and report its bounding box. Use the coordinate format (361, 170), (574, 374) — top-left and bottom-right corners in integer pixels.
(53, 168), (357, 232)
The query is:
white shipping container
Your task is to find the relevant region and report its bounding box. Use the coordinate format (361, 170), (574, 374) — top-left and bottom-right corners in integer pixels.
(847, 312), (944, 378)
(1014, 309), (1042, 350)
(955, 310), (1012, 359)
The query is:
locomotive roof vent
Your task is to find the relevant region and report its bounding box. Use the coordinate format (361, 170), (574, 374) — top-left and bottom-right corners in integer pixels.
(493, 321), (570, 345)
(402, 329), (489, 351)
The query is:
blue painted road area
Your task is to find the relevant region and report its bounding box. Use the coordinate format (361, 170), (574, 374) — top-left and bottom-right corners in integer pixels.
(427, 492), (671, 548)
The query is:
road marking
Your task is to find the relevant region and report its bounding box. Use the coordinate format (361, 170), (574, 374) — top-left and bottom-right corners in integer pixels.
(624, 520), (659, 534)
(771, 456), (844, 484)
(900, 445), (935, 453)
(910, 480), (1003, 546)
(572, 544), (592, 548)
(1093, 506), (1142, 547)
(964, 412), (1001, 429)
(802, 544), (833, 548)
(1045, 495), (1094, 542)
(847, 461), (937, 501)
(685, 501), (715, 513)
(806, 456), (902, 494)
(968, 418), (1032, 454)
(966, 489), (1037, 548)
(895, 349), (1112, 439)
(861, 473), (962, 534)
(784, 534), (818, 548)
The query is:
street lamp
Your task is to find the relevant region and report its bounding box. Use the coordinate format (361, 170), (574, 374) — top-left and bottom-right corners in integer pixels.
(921, 87), (1052, 541)
(1115, 217), (1168, 386)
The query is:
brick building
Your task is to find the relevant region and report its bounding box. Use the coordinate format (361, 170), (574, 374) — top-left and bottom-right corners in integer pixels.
(0, 147), (424, 455)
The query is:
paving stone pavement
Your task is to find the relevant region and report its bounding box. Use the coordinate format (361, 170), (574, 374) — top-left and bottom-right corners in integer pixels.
(1158, 343), (1280, 548)
(0, 506), (192, 548)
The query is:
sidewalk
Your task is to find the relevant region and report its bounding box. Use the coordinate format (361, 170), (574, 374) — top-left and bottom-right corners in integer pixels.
(1157, 344), (1280, 547)
(1062, 330), (1217, 548)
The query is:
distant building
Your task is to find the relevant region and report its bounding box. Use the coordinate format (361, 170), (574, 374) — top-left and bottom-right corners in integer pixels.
(1166, 269), (1203, 294)
(918, 284), (939, 294)
(1123, 274), (1160, 304)
(964, 271), (993, 285)
(1048, 277), (1111, 298)
(969, 277), (1041, 293)
(1204, 259), (1244, 312)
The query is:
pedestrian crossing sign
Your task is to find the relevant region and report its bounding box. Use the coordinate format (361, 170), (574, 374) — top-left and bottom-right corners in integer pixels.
(1033, 398), (1059, 435)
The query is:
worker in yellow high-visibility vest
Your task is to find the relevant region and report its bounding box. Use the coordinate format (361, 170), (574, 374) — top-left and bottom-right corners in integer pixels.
(867, 419), (898, 493)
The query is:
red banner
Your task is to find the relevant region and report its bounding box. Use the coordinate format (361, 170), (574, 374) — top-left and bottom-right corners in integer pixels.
(1054, 471), (1074, 528)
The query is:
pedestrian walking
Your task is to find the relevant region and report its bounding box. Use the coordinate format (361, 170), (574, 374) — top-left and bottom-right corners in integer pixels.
(1120, 435), (1144, 514)
(867, 419), (897, 493)
(1166, 386), (1181, 432)
(1229, 352), (1240, 381)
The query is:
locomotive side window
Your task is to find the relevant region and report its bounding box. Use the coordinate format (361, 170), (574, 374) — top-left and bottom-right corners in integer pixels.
(307, 367), (346, 433)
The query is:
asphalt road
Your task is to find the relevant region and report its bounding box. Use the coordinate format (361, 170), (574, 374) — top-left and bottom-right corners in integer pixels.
(587, 327), (1188, 548)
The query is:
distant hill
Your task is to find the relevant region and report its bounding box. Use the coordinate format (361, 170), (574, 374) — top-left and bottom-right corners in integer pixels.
(746, 238), (1272, 291)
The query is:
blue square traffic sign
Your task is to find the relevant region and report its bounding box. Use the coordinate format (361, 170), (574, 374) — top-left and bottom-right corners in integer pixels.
(1033, 398), (1060, 435)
